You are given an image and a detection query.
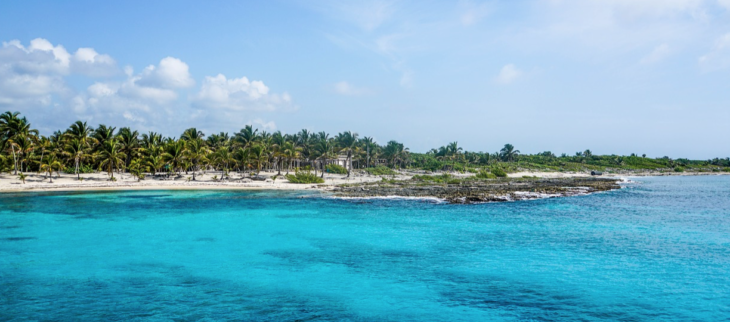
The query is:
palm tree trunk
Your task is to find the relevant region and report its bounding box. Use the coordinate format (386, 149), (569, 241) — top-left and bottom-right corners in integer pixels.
(11, 144), (17, 175)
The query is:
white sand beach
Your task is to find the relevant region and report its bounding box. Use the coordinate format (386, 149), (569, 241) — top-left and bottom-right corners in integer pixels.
(0, 171), (411, 192)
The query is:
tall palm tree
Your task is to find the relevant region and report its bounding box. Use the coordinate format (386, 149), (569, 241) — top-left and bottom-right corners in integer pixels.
(0, 111), (39, 174)
(184, 139), (210, 180)
(181, 128), (205, 141)
(63, 139), (89, 180)
(116, 127), (140, 168)
(97, 140), (126, 180)
(361, 136), (375, 168)
(162, 140), (187, 174)
(499, 144), (520, 162)
(235, 125), (258, 151)
(66, 120), (94, 145)
(335, 131), (359, 177)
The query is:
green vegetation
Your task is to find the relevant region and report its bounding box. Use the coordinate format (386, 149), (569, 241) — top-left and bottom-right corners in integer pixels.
(325, 164), (347, 174)
(285, 171), (324, 184)
(1, 111), (729, 181)
(491, 167), (507, 178)
(475, 170), (496, 179)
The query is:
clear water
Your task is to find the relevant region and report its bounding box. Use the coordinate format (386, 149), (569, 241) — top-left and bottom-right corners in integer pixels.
(1, 176), (729, 321)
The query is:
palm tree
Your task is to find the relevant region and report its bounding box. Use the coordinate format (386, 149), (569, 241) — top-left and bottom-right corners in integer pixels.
(40, 154), (63, 183)
(92, 124), (116, 151)
(282, 141), (301, 174)
(66, 120), (94, 145)
(181, 128), (205, 141)
(17, 172), (27, 184)
(117, 127), (140, 168)
(361, 136), (375, 168)
(235, 125), (258, 151)
(212, 148), (236, 174)
(97, 140), (126, 180)
(184, 139), (209, 180)
(0, 111), (39, 174)
(162, 140), (186, 174)
(335, 131), (359, 177)
(63, 139), (89, 180)
(499, 144), (520, 162)
(446, 141), (463, 170)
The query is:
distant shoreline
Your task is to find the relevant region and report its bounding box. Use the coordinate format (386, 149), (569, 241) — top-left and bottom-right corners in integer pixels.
(0, 170), (726, 194)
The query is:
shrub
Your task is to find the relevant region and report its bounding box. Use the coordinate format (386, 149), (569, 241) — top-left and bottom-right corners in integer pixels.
(475, 170), (496, 179)
(285, 171), (325, 184)
(366, 166), (397, 176)
(325, 164), (347, 174)
(674, 166), (685, 173)
(491, 167), (508, 177)
(64, 164), (95, 174)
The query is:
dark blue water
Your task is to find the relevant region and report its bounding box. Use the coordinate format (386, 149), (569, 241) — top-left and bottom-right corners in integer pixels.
(1, 176), (729, 321)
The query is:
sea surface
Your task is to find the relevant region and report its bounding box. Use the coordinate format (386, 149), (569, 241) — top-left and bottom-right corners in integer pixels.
(1, 176), (729, 321)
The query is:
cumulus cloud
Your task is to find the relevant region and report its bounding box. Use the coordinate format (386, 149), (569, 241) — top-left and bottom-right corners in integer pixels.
(0, 38), (120, 110)
(192, 74), (292, 111)
(135, 57), (195, 89)
(0, 37), (294, 136)
(495, 64), (522, 84)
(641, 44), (671, 64)
(71, 47), (117, 77)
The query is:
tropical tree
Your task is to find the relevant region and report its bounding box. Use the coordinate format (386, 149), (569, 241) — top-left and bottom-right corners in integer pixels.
(162, 140), (187, 174)
(97, 140), (126, 180)
(335, 131), (359, 177)
(0, 111), (39, 174)
(40, 154), (63, 183)
(63, 139), (90, 180)
(499, 144), (520, 162)
(17, 172), (27, 184)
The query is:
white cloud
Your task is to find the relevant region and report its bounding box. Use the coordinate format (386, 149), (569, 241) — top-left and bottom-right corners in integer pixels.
(495, 64), (522, 84)
(250, 118), (277, 131)
(192, 73), (291, 111)
(641, 44), (671, 64)
(71, 47), (117, 77)
(699, 32), (730, 70)
(136, 57), (195, 89)
(333, 81), (371, 95)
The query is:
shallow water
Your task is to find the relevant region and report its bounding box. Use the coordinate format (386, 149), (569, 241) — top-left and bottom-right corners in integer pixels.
(1, 176), (729, 321)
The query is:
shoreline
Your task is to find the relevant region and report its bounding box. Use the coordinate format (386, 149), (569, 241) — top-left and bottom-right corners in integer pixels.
(0, 170), (725, 194)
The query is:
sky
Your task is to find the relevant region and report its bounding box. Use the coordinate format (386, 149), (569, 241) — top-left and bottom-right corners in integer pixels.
(1, 0), (729, 159)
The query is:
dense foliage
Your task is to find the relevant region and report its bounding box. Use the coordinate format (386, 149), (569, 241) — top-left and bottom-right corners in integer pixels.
(285, 171), (325, 184)
(1, 111), (728, 182)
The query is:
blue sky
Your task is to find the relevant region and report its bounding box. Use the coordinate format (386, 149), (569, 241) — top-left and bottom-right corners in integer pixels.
(1, 0), (729, 158)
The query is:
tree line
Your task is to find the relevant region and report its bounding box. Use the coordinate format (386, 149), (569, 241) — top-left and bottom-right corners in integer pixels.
(0, 111), (414, 181)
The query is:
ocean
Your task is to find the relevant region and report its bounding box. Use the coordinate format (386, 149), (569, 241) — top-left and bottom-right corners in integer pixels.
(1, 176), (728, 321)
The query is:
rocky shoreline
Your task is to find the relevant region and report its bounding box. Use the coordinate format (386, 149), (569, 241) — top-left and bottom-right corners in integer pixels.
(333, 177), (621, 204)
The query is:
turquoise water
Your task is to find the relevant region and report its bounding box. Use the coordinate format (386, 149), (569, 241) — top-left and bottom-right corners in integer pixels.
(1, 176), (729, 321)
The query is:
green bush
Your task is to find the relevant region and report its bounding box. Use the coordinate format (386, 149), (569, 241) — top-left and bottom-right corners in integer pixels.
(674, 166), (685, 173)
(325, 164), (347, 174)
(491, 167), (508, 177)
(475, 170), (496, 179)
(366, 166), (397, 176)
(64, 164), (95, 174)
(285, 171), (325, 184)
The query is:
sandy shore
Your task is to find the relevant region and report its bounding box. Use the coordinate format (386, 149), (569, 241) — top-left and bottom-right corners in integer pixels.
(0, 171), (410, 193)
(0, 169), (725, 193)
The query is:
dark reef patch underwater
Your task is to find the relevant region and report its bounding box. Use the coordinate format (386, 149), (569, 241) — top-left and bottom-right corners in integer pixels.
(1, 176), (729, 321)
